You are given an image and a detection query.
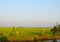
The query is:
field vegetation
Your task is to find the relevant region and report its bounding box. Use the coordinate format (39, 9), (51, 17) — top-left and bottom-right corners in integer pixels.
(0, 26), (60, 42)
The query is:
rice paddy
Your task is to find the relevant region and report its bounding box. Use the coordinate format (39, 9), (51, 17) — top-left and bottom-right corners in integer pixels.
(0, 27), (52, 37)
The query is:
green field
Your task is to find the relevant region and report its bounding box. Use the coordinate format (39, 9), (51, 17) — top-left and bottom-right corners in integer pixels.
(1, 27), (60, 41)
(0, 27), (52, 37)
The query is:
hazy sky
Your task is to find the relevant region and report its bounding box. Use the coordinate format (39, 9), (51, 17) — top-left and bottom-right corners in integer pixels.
(0, 0), (60, 27)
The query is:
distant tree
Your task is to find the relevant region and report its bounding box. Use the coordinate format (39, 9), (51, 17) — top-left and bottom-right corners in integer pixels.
(58, 25), (60, 31)
(51, 29), (53, 32)
(51, 26), (57, 42)
(51, 26), (57, 36)
(13, 27), (15, 29)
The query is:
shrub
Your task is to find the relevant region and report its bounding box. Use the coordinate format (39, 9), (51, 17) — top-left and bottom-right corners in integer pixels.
(0, 33), (8, 42)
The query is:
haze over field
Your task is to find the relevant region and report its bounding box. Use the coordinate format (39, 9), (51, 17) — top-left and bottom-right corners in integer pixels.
(0, 0), (60, 27)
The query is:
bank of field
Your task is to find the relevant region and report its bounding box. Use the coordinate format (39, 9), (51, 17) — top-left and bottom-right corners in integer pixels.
(0, 27), (52, 37)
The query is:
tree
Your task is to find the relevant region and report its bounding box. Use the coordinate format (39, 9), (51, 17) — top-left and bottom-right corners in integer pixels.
(51, 26), (57, 42)
(51, 26), (57, 36)
(57, 25), (60, 31)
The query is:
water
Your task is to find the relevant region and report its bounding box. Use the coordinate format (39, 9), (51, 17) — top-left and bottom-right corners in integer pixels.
(43, 40), (60, 42)
(57, 40), (60, 42)
(35, 40), (60, 42)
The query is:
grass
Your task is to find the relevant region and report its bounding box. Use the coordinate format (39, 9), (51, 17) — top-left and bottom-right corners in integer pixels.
(0, 27), (52, 37)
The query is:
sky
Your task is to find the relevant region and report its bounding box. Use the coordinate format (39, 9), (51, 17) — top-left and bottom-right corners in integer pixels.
(0, 0), (60, 27)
